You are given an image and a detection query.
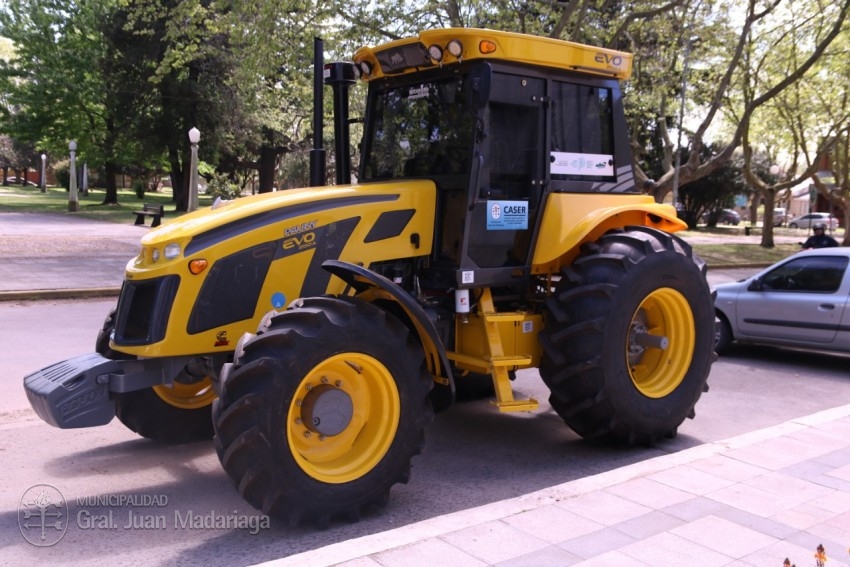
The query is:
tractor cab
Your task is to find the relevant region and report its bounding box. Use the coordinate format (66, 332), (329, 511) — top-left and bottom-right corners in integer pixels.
(343, 28), (635, 290)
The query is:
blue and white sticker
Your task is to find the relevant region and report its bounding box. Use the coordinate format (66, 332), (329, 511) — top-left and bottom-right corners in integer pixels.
(550, 151), (614, 177)
(271, 292), (286, 309)
(487, 200), (528, 230)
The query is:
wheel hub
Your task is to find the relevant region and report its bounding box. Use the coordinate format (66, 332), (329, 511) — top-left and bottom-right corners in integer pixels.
(629, 319), (669, 361)
(300, 384), (354, 437)
(627, 287), (695, 398)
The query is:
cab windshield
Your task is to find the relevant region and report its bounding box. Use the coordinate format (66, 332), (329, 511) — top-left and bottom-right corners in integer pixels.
(362, 75), (476, 181)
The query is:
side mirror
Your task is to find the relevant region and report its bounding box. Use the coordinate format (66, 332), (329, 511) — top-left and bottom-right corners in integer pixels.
(747, 277), (763, 291)
(467, 63), (491, 111)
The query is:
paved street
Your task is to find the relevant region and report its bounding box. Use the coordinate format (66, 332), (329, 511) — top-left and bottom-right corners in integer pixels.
(3, 212), (850, 566)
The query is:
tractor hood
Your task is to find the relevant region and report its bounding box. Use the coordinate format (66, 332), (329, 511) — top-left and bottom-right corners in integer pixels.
(115, 179), (437, 358)
(130, 180), (437, 275)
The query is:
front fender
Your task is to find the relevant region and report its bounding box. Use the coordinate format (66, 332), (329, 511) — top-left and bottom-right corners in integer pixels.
(321, 260), (454, 408)
(532, 193), (686, 266)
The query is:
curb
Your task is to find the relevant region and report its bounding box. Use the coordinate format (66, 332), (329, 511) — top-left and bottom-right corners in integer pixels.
(0, 287), (120, 302)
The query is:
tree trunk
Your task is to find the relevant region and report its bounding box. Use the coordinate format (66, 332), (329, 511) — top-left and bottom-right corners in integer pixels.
(759, 189), (776, 248)
(748, 194), (761, 227)
(101, 162), (119, 205)
(169, 145), (186, 211)
(258, 145), (277, 193)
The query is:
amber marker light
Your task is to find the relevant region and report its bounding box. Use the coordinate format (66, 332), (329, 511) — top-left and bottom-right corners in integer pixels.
(479, 40), (497, 54)
(189, 259), (208, 275)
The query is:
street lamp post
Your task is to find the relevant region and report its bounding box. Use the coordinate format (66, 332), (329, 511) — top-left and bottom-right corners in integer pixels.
(68, 141), (78, 212)
(188, 127), (200, 212)
(671, 36), (698, 208)
(40, 154), (46, 193)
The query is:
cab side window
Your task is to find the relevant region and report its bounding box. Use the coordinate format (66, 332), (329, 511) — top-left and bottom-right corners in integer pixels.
(549, 82), (615, 182)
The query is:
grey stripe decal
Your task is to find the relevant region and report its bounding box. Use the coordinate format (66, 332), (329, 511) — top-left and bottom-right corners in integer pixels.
(185, 194), (399, 256)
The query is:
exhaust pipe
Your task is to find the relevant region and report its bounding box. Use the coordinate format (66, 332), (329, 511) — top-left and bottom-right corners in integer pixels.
(324, 62), (357, 185)
(309, 37), (326, 187)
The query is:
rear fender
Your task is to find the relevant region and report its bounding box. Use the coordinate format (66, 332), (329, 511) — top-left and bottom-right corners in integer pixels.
(532, 193), (686, 268)
(321, 260), (454, 408)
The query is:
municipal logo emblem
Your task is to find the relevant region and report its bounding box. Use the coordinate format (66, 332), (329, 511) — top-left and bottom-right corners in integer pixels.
(19, 484), (67, 546)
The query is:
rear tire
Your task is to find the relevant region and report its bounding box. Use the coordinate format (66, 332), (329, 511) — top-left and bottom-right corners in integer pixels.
(212, 296), (433, 527)
(453, 370), (497, 401)
(114, 370), (216, 443)
(540, 227), (714, 445)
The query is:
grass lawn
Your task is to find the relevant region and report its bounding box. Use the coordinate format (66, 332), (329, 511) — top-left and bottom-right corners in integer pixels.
(0, 184), (212, 225)
(689, 241), (800, 266)
(0, 183), (828, 267)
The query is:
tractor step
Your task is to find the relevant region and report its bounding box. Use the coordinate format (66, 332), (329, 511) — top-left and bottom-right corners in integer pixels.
(490, 397), (539, 412)
(486, 354), (532, 367)
(480, 311), (526, 323)
(446, 352), (531, 370)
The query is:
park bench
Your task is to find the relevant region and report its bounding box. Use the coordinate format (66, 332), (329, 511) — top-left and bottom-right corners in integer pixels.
(133, 203), (165, 227)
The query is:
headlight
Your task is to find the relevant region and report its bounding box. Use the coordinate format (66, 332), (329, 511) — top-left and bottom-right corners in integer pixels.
(164, 243), (182, 260)
(151, 248), (161, 263)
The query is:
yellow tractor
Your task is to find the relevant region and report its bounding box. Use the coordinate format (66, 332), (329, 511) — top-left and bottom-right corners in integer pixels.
(25, 28), (714, 527)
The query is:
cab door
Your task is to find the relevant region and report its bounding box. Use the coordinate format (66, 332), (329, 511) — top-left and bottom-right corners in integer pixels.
(463, 71), (545, 276)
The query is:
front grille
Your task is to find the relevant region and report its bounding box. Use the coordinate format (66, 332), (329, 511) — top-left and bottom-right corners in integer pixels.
(113, 276), (179, 345)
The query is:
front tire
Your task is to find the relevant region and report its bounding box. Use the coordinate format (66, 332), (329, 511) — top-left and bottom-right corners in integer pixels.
(212, 296), (433, 527)
(540, 227), (714, 445)
(97, 307), (216, 443)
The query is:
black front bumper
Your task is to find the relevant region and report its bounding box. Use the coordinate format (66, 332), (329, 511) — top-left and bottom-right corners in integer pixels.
(24, 353), (123, 428)
(24, 353), (194, 429)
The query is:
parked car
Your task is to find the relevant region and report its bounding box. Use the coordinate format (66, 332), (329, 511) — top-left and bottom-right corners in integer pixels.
(773, 208), (787, 227)
(714, 248), (850, 354)
(787, 212), (839, 230)
(702, 208), (741, 225)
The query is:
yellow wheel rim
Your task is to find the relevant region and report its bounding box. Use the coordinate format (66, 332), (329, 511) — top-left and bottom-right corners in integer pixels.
(287, 353), (400, 484)
(626, 287), (695, 398)
(153, 378), (216, 409)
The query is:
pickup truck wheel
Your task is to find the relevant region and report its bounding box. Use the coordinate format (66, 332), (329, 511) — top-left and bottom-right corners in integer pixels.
(540, 227), (714, 446)
(212, 296), (433, 527)
(114, 370), (215, 443)
(714, 313), (733, 354)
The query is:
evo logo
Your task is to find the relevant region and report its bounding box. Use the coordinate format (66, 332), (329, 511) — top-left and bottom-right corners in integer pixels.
(594, 53), (624, 67)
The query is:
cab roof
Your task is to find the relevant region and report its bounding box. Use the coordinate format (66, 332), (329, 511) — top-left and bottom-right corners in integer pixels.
(352, 28), (632, 81)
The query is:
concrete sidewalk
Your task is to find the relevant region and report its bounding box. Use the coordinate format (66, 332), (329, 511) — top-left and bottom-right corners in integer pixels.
(5, 212), (850, 566)
(267, 405), (850, 567)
